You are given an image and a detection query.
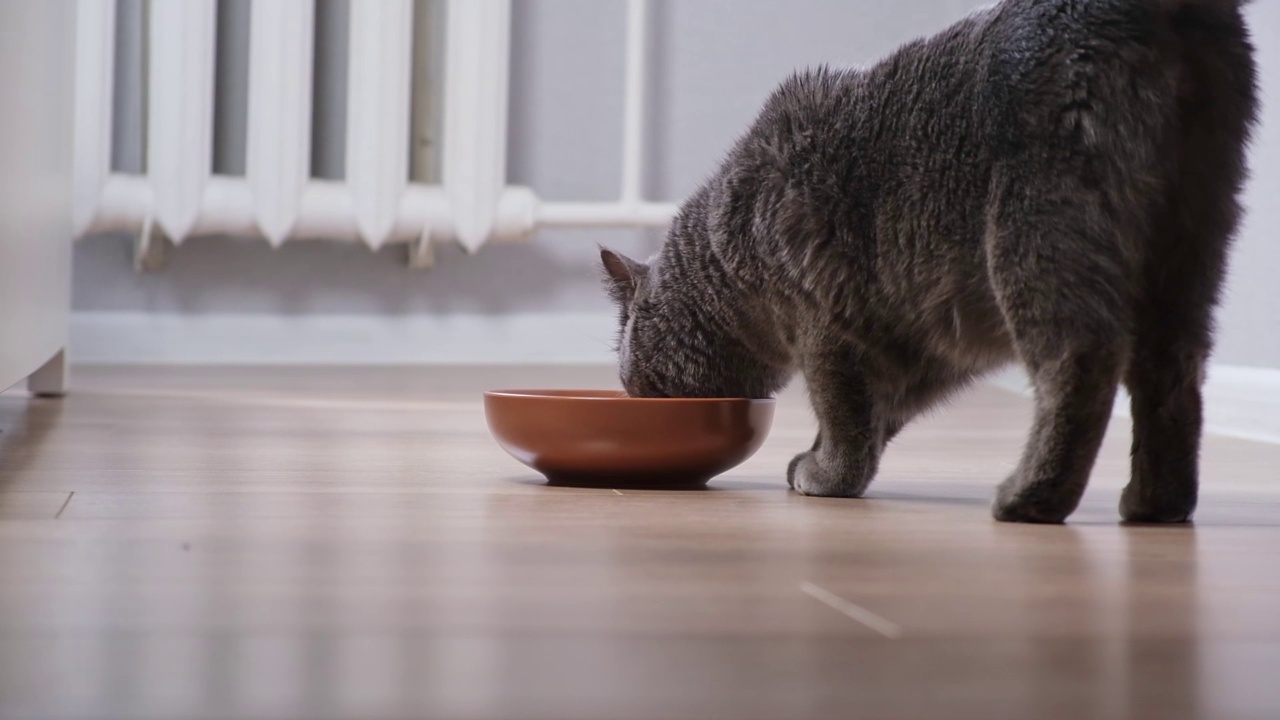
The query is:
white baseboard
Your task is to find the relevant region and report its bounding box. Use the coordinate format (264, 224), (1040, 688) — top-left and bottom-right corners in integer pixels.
(68, 312), (1280, 445)
(70, 311), (619, 365)
(989, 364), (1280, 445)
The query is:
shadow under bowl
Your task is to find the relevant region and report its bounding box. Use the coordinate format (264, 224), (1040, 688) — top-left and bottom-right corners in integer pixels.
(483, 389), (776, 488)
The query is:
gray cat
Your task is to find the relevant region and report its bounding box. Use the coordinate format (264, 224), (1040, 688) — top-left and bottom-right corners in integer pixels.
(600, 0), (1258, 523)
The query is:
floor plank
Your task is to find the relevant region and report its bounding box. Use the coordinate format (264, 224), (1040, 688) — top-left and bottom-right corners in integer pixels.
(1, 366), (1278, 720)
(0, 491), (70, 520)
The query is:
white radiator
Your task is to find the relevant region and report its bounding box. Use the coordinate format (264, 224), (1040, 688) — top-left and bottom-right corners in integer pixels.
(74, 0), (676, 269)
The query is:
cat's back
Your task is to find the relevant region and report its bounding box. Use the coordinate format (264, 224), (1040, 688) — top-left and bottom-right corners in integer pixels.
(725, 0), (1241, 260)
(728, 8), (1003, 242)
(738, 0), (1198, 199)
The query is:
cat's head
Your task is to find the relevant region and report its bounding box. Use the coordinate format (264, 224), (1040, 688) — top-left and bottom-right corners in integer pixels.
(599, 247), (704, 398)
(599, 247), (782, 399)
(600, 247), (667, 397)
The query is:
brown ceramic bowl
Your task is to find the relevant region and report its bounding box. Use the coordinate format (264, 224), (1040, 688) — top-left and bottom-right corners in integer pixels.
(484, 389), (775, 487)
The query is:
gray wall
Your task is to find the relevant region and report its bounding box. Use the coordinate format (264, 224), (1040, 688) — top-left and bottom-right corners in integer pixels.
(1217, 1), (1280, 369)
(73, 0), (1279, 369)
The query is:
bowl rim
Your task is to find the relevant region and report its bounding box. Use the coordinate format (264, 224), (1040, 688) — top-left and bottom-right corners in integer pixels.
(484, 389), (776, 404)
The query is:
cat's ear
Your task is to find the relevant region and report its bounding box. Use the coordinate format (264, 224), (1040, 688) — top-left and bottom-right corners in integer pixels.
(599, 247), (648, 304)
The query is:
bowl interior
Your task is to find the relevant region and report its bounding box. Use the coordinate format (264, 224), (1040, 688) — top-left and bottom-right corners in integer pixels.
(486, 389), (767, 401)
(486, 389), (626, 399)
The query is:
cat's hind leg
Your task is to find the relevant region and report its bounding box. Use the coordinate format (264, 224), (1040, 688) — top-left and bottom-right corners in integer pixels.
(1121, 209), (1226, 524)
(987, 176), (1132, 524)
(1121, 133), (1248, 524)
(1121, 302), (1210, 525)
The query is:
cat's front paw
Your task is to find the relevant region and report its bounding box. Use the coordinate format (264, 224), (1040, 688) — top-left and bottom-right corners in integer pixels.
(787, 451), (867, 498)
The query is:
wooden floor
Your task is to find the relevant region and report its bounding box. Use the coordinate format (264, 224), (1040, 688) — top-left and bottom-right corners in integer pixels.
(2, 366), (1279, 720)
